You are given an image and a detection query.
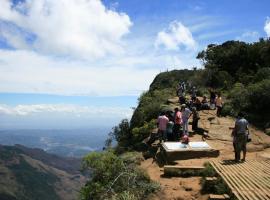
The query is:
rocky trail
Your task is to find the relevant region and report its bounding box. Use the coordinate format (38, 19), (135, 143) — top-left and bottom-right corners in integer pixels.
(140, 97), (270, 200)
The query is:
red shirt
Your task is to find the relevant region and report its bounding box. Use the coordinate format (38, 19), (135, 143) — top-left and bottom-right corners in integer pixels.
(175, 111), (182, 125)
(157, 115), (169, 131)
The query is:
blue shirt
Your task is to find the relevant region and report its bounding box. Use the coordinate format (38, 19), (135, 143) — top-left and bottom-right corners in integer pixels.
(235, 118), (248, 135)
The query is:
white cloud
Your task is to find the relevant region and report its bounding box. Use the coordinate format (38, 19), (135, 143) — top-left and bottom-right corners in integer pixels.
(0, 103), (133, 128)
(0, 103), (133, 118)
(236, 31), (260, 42)
(155, 21), (196, 51)
(0, 50), (158, 96)
(0, 2), (202, 97)
(0, 0), (132, 59)
(264, 17), (270, 37)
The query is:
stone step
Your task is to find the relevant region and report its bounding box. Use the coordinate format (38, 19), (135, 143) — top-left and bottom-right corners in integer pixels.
(164, 165), (205, 176)
(205, 177), (218, 182)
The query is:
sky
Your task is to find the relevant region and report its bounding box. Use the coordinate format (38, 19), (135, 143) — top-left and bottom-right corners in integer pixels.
(0, 0), (269, 129)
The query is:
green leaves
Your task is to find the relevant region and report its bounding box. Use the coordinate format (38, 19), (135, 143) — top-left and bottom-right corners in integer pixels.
(80, 151), (159, 200)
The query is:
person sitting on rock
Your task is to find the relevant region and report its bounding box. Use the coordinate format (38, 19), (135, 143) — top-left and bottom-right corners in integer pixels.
(201, 96), (210, 110)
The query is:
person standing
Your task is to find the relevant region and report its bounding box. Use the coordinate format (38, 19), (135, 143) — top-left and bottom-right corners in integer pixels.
(216, 93), (223, 117)
(157, 112), (169, 143)
(181, 104), (192, 136)
(166, 118), (174, 141)
(209, 89), (216, 109)
(191, 86), (197, 101)
(192, 107), (200, 131)
(173, 108), (182, 140)
(234, 112), (249, 162)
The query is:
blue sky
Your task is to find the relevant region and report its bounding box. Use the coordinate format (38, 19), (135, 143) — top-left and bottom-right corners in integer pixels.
(0, 0), (269, 129)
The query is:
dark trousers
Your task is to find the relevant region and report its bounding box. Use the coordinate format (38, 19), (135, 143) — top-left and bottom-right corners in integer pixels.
(173, 124), (181, 141)
(167, 132), (174, 141)
(217, 106), (222, 117)
(192, 119), (198, 130)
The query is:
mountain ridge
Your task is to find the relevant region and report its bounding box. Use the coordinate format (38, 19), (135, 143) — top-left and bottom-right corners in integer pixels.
(0, 144), (86, 200)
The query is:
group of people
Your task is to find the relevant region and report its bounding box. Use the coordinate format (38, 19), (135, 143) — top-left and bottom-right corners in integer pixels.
(157, 104), (199, 144)
(158, 82), (249, 162)
(178, 86), (223, 117)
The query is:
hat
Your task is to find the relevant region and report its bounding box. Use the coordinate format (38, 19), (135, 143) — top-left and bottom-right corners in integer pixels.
(181, 104), (186, 108)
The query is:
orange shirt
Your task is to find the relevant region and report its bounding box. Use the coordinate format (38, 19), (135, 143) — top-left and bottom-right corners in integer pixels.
(216, 97), (223, 107)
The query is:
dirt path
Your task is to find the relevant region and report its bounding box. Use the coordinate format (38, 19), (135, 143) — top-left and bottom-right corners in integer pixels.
(140, 101), (270, 200)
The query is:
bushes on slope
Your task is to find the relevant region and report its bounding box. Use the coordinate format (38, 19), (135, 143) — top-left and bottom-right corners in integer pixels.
(80, 151), (159, 200)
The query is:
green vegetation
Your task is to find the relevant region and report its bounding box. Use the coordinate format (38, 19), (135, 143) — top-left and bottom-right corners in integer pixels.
(111, 40), (270, 151)
(164, 162), (218, 177)
(197, 39), (270, 127)
(200, 163), (236, 199)
(110, 39), (270, 152)
(81, 39), (270, 199)
(80, 151), (159, 200)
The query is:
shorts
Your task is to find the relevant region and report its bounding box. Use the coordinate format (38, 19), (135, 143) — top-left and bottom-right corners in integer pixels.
(235, 134), (247, 152)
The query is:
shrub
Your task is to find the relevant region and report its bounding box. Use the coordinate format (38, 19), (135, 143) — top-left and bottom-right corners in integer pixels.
(221, 103), (235, 117)
(254, 67), (270, 82)
(211, 71), (234, 89)
(228, 83), (249, 114)
(245, 79), (270, 125)
(200, 162), (217, 177)
(80, 151), (159, 200)
(131, 119), (156, 148)
(130, 89), (174, 129)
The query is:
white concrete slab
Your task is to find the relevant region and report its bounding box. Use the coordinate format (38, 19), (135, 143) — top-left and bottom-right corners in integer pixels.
(189, 142), (211, 149)
(163, 142), (188, 150)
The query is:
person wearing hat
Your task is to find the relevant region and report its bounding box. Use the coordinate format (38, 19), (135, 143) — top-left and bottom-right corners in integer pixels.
(181, 104), (192, 136)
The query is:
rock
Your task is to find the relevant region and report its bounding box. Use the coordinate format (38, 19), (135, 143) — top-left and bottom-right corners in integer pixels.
(183, 186), (193, 191)
(167, 97), (179, 104)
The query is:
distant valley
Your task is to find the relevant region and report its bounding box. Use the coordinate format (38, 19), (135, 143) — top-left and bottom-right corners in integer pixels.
(0, 128), (110, 157)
